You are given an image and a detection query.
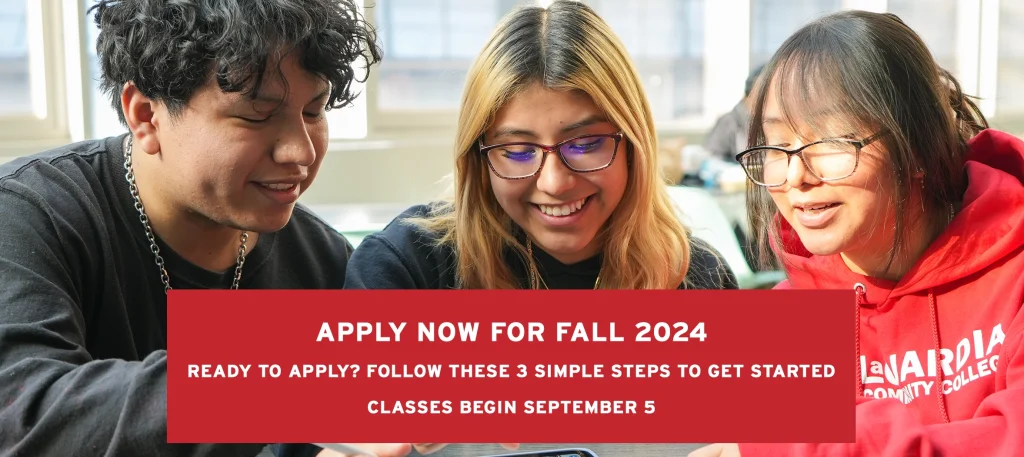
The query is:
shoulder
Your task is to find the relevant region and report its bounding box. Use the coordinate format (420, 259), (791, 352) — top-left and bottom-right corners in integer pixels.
(0, 136), (116, 196)
(0, 139), (124, 290)
(0, 137), (122, 236)
(346, 203), (457, 289)
(680, 236), (740, 290)
(368, 203), (450, 250)
(243, 204), (355, 289)
(282, 203), (356, 260)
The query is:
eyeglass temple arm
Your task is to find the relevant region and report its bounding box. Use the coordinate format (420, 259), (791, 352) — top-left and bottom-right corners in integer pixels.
(860, 131), (887, 147)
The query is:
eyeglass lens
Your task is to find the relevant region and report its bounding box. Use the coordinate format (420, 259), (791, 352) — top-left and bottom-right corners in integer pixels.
(486, 135), (617, 178)
(739, 139), (858, 185)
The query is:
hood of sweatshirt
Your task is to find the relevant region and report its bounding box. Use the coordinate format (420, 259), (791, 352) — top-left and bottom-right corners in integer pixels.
(778, 129), (1024, 307)
(754, 128), (1024, 457)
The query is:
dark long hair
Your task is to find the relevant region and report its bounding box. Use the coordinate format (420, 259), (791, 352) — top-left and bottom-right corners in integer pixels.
(746, 10), (988, 272)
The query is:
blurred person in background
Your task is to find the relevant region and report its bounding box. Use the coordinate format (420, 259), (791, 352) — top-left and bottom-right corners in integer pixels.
(692, 10), (1024, 457)
(703, 65), (765, 161)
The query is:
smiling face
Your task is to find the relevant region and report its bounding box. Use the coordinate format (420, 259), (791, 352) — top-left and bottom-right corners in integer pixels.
(148, 53), (329, 233)
(760, 80), (899, 261)
(483, 83), (628, 264)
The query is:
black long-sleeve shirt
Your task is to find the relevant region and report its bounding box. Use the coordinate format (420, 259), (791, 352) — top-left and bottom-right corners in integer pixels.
(344, 204), (739, 290)
(0, 134), (352, 457)
(273, 207), (738, 457)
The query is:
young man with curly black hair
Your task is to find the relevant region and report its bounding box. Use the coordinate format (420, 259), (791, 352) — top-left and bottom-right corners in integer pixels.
(0, 1), (387, 456)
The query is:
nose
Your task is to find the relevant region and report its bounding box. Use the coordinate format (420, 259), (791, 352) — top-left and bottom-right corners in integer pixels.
(535, 150), (576, 196)
(785, 151), (820, 188)
(272, 118), (317, 167)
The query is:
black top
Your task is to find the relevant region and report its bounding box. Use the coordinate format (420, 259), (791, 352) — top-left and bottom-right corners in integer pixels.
(0, 134), (352, 457)
(345, 204), (739, 290)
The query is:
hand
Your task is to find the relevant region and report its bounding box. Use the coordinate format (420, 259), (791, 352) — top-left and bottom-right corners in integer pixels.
(315, 443), (412, 457)
(413, 443), (521, 454)
(688, 443), (741, 457)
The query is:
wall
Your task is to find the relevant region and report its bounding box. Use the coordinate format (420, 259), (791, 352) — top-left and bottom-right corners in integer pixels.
(299, 134), (458, 206)
(296, 130), (709, 206)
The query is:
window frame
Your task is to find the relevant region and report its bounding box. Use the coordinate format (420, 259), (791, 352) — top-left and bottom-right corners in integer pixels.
(2, 0), (1022, 160)
(0, 0), (78, 156)
(360, 0), (497, 138)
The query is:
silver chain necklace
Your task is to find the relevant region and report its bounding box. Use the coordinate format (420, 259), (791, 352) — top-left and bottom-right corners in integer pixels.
(122, 137), (248, 294)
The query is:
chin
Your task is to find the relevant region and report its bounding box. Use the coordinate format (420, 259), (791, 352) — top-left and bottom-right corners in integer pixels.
(793, 230), (846, 256)
(532, 232), (598, 261)
(238, 209), (295, 234)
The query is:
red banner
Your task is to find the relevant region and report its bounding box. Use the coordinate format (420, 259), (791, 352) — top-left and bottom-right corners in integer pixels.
(166, 289), (855, 444)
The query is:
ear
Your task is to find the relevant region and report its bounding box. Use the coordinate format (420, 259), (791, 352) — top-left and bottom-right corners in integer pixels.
(121, 82), (162, 156)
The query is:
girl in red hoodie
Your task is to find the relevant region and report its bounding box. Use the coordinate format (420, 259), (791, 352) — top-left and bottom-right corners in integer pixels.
(691, 9), (1024, 457)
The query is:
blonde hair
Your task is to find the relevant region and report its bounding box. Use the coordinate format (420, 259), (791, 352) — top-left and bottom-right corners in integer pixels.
(409, 0), (692, 289)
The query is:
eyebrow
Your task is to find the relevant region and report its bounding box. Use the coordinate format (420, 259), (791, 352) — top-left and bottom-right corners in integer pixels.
(560, 114), (609, 133)
(247, 88), (331, 107)
(491, 114), (611, 141)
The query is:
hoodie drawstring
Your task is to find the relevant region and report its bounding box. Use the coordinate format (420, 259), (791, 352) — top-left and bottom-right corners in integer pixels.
(855, 284), (951, 423)
(928, 289), (951, 423)
(854, 283), (866, 398)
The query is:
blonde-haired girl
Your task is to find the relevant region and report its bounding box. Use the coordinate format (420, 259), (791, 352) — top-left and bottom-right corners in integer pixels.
(345, 0), (734, 290)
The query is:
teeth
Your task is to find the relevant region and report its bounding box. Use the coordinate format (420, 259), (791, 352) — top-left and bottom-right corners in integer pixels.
(803, 203), (834, 211)
(261, 183), (295, 191)
(538, 198), (586, 217)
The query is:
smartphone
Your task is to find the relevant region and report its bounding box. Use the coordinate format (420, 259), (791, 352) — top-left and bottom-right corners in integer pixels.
(313, 443), (378, 456)
(477, 448), (598, 457)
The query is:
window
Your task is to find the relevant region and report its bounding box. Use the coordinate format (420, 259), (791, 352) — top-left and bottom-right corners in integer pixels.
(82, 0), (123, 140)
(367, 0), (522, 132)
(374, 0), (521, 112)
(0, 0), (68, 145)
(997, 1), (1024, 118)
(748, 0), (961, 84)
(749, 0), (841, 69)
(0, 0), (30, 116)
(589, 0), (706, 124)
(369, 0), (710, 129)
(887, 0), (998, 117)
(5, 0), (1023, 160)
(886, 0), (958, 73)
(746, 0), (999, 118)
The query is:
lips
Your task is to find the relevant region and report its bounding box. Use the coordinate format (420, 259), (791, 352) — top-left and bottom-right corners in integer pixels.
(252, 177), (304, 205)
(795, 202), (840, 212)
(536, 197), (587, 217)
(792, 200), (842, 229)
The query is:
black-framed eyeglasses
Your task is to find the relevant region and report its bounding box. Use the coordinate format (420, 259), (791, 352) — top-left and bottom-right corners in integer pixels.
(734, 131), (886, 187)
(478, 131), (624, 180)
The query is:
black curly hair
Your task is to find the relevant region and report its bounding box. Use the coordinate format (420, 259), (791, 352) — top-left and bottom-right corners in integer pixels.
(90, 0), (383, 124)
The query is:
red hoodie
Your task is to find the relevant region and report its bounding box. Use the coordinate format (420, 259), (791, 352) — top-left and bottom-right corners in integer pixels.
(739, 129), (1024, 457)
